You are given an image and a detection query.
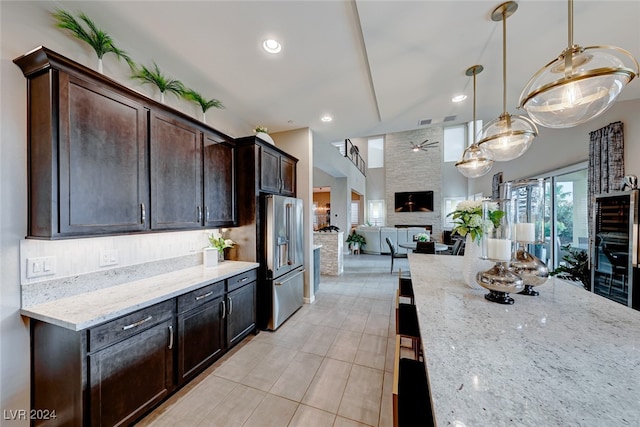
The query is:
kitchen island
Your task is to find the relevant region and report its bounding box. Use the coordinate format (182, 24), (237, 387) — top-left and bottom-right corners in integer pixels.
(408, 253), (640, 427)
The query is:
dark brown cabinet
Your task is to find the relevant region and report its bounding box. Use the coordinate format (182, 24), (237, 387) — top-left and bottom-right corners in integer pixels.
(177, 281), (225, 384)
(15, 50), (149, 238)
(150, 112), (203, 230)
(204, 132), (237, 227)
(89, 318), (174, 426)
(14, 47), (237, 238)
(259, 144), (297, 196)
(226, 271), (257, 347)
(30, 268), (258, 426)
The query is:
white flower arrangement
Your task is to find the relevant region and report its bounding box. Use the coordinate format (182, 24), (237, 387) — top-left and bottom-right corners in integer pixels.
(447, 199), (502, 243)
(208, 231), (236, 251)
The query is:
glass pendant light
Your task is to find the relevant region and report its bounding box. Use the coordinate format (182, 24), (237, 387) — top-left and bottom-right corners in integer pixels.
(478, 1), (538, 162)
(518, 0), (639, 129)
(456, 65), (494, 178)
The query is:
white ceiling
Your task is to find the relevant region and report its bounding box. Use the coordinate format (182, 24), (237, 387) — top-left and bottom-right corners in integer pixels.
(54, 0), (640, 148)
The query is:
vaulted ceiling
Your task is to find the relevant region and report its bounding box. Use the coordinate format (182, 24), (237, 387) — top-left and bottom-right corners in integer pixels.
(47, 1), (640, 147)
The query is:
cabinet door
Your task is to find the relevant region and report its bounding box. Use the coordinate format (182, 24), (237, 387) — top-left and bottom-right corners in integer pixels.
(89, 319), (174, 426)
(150, 112), (203, 229)
(58, 73), (148, 235)
(259, 147), (281, 193)
(226, 281), (256, 347)
(280, 156), (296, 196)
(204, 133), (236, 226)
(177, 296), (224, 383)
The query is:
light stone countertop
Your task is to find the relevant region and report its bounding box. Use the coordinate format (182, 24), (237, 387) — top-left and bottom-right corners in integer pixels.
(408, 253), (640, 427)
(20, 261), (259, 331)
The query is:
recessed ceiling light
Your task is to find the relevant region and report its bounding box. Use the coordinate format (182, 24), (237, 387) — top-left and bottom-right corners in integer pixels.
(321, 115), (333, 122)
(452, 94), (467, 103)
(263, 39), (282, 54)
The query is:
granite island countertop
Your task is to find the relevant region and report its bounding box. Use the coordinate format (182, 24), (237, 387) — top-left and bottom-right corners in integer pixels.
(21, 261), (259, 331)
(408, 253), (640, 427)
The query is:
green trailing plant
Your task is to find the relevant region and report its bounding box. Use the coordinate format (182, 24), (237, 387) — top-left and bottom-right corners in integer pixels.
(131, 62), (185, 101)
(550, 244), (591, 290)
(182, 89), (224, 114)
(53, 9), (135, 70)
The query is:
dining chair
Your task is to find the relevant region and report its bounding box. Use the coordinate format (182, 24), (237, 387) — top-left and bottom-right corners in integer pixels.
(386, 237), (407, 274)
(415, 241), (435, 254)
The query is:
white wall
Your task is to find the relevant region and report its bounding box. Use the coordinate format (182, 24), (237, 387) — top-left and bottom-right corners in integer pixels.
(272, 128), (315, 302)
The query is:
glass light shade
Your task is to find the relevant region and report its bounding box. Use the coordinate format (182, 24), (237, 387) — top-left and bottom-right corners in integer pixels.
(455, 144), (494, 178)
(519, 46), (639, 128)
(477, 113), (538, 161)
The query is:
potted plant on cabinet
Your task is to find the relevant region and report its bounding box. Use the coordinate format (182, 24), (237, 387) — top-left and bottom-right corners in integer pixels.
(346, 231), (366, 254)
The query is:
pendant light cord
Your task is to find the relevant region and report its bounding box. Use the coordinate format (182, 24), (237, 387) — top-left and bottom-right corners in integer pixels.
(502, 8), (507, 114)
(568, 0), (573, 48)
(473, 71), (477, 144)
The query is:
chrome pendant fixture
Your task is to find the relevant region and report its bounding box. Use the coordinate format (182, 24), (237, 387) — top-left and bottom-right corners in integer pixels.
(518, 0), (639, 129)
(478, 1), (538, 162)
(455, 65), (494, 178)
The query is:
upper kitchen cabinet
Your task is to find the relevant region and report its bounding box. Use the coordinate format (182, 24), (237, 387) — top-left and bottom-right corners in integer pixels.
(150, 112), (203, 230)
(236, 136), (298, 197)
(203, 132), (237, 227)
(14, 47), (237, 238)
(14, 47), (149, 238)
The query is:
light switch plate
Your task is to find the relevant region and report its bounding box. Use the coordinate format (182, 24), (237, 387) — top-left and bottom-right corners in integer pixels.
(99, 250), (119, 267)
(27, 256), (57, 278)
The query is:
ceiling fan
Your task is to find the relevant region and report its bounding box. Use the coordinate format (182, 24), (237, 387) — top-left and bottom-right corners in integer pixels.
(410, 138), (439, 152)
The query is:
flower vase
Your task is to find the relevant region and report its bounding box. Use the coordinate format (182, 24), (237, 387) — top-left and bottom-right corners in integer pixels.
(218, 249), (225, 263)
(97, 58), (103, 74)
(462, 235), (491, 289)
(203, 247), (219, 268)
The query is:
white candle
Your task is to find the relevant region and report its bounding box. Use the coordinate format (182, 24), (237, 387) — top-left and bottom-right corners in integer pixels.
(515, 223), (535, 242)
(488, 238), (512, 261)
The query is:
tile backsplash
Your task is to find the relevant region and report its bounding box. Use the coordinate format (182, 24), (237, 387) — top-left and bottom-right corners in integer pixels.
(20, 230), (213, 285)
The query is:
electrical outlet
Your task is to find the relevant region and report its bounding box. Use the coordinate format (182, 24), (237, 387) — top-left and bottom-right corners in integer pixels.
(27, 256), (56, 278)
(99, 250), (119, 267)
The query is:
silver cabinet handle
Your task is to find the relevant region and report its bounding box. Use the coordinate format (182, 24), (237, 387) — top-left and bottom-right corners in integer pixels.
(228, 297), (233, 315)
(195, 291), (213, 301)
(168, 325), (174, 350)
(221, 300), (226, 319)
(205, 206), (210, 222)
(197, 206), (202, 223)
(240, 277), (248, 283)
(122, 315), (152, 331)
(141, 203), (146, 224)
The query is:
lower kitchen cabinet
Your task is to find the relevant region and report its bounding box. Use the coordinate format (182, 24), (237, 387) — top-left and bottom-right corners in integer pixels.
(29, 268), (258, 426)
(227, 280), (256, 347)
(177, 282), (225, 384)
(89, 318), (174, 426)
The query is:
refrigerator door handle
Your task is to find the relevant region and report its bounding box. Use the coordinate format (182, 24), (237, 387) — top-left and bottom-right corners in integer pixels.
(286, 202), (294, 265)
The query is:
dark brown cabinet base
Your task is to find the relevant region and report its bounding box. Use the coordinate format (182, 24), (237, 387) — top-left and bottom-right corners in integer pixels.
(29, 268), (257, 426)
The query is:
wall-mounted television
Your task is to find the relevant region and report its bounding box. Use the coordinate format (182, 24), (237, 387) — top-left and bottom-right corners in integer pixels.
(394, 191), (434, 212)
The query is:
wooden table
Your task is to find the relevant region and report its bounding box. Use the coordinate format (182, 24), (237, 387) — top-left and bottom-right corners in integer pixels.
(408, 253), (640, 426)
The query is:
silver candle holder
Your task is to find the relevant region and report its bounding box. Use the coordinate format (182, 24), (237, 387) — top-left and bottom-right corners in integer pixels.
(503, 179), (549, 296)
(477, 199), (523, 304)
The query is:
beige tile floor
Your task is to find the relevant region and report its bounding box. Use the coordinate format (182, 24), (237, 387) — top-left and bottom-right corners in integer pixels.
(137, 253), (410, 427)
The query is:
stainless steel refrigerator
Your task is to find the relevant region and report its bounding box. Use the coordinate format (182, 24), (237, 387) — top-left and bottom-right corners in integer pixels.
(264, 194), (305, 330)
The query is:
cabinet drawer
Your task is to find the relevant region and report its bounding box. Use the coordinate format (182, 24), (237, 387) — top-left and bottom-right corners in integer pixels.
(227, 269), (257, 292)
(89, 300), (175, 352)
(177, 280), (225, 314)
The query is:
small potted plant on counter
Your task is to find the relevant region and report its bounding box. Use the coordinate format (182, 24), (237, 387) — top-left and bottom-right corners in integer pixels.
(204, 231), (236, 267)
(346, 230), (366, 254)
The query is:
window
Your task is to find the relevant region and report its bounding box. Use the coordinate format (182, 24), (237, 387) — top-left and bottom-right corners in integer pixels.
(534, 162), (588, 270)
(367, 200), (385, 226)
(443, 125), (465, 162)
(350, 201), (360, 227)
(443, 197), (465, 228)
(368, 137), (384, 168)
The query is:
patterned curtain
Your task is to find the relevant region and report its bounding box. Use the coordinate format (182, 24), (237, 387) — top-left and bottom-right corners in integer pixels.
(587, 121), (625, 246)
